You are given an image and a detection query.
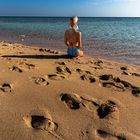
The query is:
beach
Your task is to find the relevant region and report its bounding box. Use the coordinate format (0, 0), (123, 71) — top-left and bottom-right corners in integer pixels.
(0, 41), (140, 140)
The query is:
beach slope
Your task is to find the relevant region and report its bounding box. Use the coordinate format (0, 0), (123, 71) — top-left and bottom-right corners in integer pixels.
(0, 41), (140, 140)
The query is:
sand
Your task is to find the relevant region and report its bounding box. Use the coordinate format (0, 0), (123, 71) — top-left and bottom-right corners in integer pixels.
(0, 41), (140, 140)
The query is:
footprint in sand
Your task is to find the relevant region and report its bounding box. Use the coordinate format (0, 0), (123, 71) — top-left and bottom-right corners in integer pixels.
(60, 93), (82, 109)
(46, 66), (71, 81)
(95, 102), (140, 140)
(120, 66), (128, 71)
(80, 74), (96, 83)
(18, 51), (24, 54)
(76, 68), (96, 83)
(99, 74), (140, 94)
(24, 111), (63, 140)
(32, 77), (49, 86)
(60, 93), (102, 113)
(114, 77), (133, 89)
(76, 68), (92, 75)
(39, 48), (59, 54)
(48, 74), (65, 80)
(132, 88), (140, 97)
(122, 71), (140, 77)
(120, 66), (130, 76)
(50, 50), (59, 54)
(120, 66), (140, 77)
(0, 83), (12, 94)
(131, 73), (140, 77)
(60, 93), (101, 111)
(24, 63), (35, 69)
(76, 68), (84, 74)
(99, 74), (113, 81)
(55, 61), (66, 66)
(39, 48), (47, 52)
(102, 82), (125, 92)
(97, 100), (119, 120)
(56, 66), (72, 75)
(92, 128), (126, 140)
(91, 127), (140, 140)
(30, 115), (57, 131)
(1, 43), (8, 47)
(81, 96), (120, 122)
(121, 71), (131, 76)
(19, 62), (36, 70)
(89, 60), (103, 70)
(60, 93), (140, 140)
(10, 66), (23, 73)
(114, 77), (140, 96)
(94, 60), (103, 66)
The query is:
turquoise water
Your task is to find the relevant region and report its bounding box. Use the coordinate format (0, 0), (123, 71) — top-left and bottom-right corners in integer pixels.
(0, 17), (140, 64)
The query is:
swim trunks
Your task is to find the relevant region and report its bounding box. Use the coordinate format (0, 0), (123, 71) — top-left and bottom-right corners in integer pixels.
(67, 48), (79, 56)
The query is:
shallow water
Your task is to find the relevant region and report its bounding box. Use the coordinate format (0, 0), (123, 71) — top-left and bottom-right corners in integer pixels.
(0, 17), (140, 64)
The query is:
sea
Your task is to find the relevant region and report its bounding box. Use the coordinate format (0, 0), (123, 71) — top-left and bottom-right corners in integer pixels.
(0, 17), (140, 65)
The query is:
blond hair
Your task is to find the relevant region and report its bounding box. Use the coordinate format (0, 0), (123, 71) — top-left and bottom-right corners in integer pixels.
(70, 16), (78, 25)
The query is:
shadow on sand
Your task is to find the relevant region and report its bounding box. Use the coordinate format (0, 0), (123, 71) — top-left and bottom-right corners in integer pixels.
(1, 54), (72, 59)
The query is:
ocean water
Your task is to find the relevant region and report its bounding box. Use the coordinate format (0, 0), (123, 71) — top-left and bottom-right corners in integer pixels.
(0, 17), (140, 64)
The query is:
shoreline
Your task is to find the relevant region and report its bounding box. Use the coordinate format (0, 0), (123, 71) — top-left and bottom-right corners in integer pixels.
(1, 38), (140, 66)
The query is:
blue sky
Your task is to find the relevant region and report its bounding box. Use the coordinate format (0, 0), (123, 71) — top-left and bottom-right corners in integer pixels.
(0, 0), (140, 17)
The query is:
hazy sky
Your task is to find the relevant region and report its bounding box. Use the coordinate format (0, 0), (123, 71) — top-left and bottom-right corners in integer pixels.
(0, 0), (140, 17)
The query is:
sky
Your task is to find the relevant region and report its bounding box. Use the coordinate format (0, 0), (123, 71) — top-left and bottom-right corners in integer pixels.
(0, 0), (140, 17)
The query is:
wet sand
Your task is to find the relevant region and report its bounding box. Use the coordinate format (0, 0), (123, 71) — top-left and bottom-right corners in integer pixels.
(0, 41), (140, 140)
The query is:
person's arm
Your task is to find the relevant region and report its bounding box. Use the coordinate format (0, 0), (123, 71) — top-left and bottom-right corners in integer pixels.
(64, 31), (69, 47)
(77, 32), (82, 49)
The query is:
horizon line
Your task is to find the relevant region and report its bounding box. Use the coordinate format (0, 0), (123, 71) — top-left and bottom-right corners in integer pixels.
(0, 16), (140, 18)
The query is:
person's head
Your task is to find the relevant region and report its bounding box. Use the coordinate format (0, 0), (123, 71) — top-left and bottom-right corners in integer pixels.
(69, 16), (78, 28)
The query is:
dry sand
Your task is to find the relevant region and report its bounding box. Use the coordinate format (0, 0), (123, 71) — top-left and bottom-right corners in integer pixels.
(0, 41), (140, 140)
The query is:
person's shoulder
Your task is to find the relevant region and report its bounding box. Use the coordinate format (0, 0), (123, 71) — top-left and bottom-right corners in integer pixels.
(66, 28), (71, 32)
(65, 29), (70, 34)
(77, 31), (82, 36)
(78, 31), (82, 34)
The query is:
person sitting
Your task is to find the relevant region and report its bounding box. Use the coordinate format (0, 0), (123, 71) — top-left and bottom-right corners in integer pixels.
(64, 16), (83, 57)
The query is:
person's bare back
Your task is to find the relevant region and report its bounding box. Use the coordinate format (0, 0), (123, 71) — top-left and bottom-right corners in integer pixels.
(65, 29), (79, 47)
(64, 16), (83, 57)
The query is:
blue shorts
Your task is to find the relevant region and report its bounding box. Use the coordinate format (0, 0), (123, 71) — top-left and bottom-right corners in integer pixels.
(67, 48), (78, 56)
